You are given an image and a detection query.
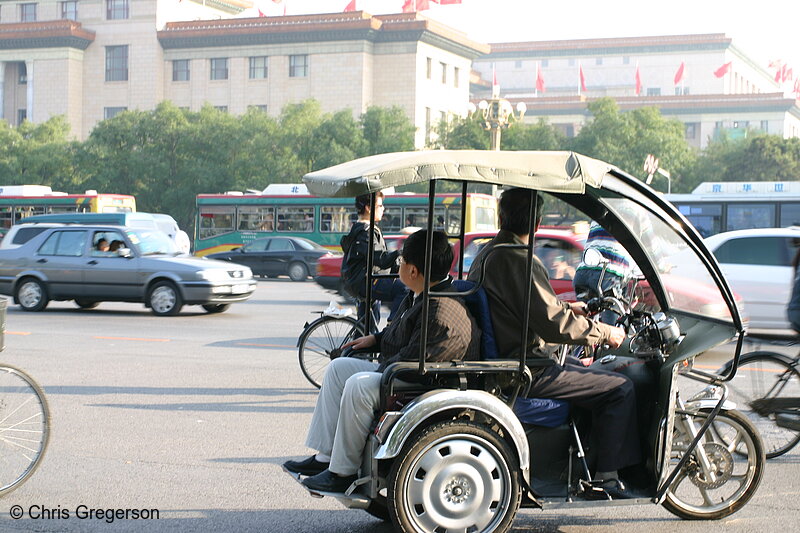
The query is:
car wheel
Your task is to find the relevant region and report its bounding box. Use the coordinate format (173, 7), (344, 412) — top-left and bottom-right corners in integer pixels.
(288, 262), (308, 282)
(15, 278), (49, 312)
(147, 281), (183, 316)
(74, 299), (100, 310)
(202, 304), (230, 314)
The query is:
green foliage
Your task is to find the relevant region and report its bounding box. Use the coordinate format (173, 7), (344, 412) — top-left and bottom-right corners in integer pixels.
(361, 106), (416, 155)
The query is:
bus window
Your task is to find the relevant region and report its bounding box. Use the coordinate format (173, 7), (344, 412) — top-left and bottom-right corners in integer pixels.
(238, 206), (275, 232)
(780, 203), (800, 227)
(473, 206), (496, 231)
(381, 207), (403, 233)
(726, 203), (775, 231)
(677, 203), (721, 238)
(320, 206), (350, 233)
(277, 206), (314, 233)
(404, 207), (446, 230)
(199, 206), (234, 239)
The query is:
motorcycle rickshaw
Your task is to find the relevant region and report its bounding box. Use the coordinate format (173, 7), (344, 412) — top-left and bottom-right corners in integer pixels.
(290, 150), (764, 532)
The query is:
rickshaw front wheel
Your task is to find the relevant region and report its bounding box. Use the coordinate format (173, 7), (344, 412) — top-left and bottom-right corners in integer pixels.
(388, 420), (521, 533)
(663, 408), (765, 520)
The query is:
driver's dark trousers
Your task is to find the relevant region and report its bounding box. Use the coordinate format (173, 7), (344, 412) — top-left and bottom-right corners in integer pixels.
(528, 361), (641, 473)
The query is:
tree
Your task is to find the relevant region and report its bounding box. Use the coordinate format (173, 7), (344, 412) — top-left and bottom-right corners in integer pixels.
(502, 119), (565, 151)
(433, 114), (490, 150)
(360, 106), (415, 155)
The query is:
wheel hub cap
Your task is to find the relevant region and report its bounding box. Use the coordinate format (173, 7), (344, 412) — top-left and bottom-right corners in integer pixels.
(443, 476), (472, 504)
(687, 442), (734, 489)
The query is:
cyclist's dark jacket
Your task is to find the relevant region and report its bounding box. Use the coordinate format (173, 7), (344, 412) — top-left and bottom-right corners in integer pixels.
(374, 278), (481, 372)
(340, 221), (398, 299)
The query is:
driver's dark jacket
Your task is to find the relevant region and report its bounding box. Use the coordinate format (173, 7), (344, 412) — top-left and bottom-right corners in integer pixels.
(374, 278), (481, 372)
(468, 230), (615, 360)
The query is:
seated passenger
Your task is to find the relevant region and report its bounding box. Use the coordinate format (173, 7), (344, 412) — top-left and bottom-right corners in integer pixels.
(109, 240), (124, 252)
(96, 238), (109, 252)
(284, 230), (481, 492)
(467, 188), (639, 498)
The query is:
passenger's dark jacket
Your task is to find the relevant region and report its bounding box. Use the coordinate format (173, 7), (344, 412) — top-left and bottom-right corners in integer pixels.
(468, 230), (615, 360)
(340, 221), (398, 298)
(375, 278), (481, 372)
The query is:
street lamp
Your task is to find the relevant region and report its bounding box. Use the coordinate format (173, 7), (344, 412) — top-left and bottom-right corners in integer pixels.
(468, 97), (527, 151)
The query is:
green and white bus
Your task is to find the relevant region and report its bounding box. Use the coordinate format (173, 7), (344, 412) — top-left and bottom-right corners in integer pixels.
(194, 184), (497, 256)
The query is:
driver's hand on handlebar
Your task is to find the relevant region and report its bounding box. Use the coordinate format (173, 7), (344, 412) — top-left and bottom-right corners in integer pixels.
(343, 334), (377, 350)
(605, 326), (626, 349)
(569, 302), (588, 316)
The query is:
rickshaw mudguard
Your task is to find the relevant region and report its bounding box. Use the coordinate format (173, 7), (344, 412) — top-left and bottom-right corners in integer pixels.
(373, 389), (530, 483)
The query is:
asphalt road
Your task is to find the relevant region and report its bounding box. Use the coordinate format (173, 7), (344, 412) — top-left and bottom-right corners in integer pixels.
(0, 279), (797, 533)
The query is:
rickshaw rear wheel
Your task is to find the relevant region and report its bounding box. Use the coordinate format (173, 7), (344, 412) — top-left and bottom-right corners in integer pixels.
(388, 420), (521, 533)
(663, 408), (764, 520)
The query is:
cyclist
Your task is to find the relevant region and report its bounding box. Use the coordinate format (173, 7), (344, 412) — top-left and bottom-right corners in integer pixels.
(340, 192), (405, 324)
(789, 243), (800, 333)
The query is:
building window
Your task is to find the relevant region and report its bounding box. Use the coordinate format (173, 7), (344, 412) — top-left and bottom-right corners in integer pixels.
(623, 56), (630, 65)
(440, 62), (447, 84)
(248, 105), (268, 113)
(18, 62), (27, 85)
(453, 66), (460, 88)
(289, 55), (308, 77)
(426, 58), (432, 79)
(425, 107), (431, 144)
(541, 59), (549, 68)
(105, 45), (128, 82)
(61, 0), (77, 20)
(514, 60), (522, 69)
(646, 88), (661, 96)
(685, 123), (697, 140)
(210, 58), (228, 80)
(104, 107), (126, 119)
(106, 0), (128, 20)
(595, 57), (603, 65)
(568, 58), (575, 67)
(17, 109), (27, 125)
(249, 56), (268, 79)
(760, 120), (769, 133)
(172, 59), (189, 82)
(20, 3), (37, 22)
(214, 106), (228, 113)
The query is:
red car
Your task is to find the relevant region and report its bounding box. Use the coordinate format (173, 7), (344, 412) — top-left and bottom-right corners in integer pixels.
(314, 229), (586, 300)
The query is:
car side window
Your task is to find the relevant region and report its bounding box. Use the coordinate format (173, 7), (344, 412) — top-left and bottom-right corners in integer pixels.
(714, 237), (790, 267)
(244, 239), (269, 253)
(91, 231), (127, 256)
(12, 227), (49, 245)
(268, 239), (293, 251)
(38, 230), (87, 257)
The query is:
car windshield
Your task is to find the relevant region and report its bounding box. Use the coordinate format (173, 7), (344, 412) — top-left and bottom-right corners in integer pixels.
(603, 198), (733, 322)
(126, 229), (178, 256)
(295, 238), (327, 251)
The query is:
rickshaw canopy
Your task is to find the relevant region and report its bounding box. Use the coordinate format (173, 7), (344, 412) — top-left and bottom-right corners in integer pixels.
(302, 150), (616, 197)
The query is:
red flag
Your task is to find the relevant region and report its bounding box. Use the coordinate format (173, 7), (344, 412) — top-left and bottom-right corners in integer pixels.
(492, 64), (499, 96)
(634, 65), (641, 95)
(536, 64), (546, 93)
(417, 0), (430, 9)
(579, 65), (586, 92)
(343, 0), (356, 11)
(714, 61), (732, 78)
(794, 78), (800, 97)
(402, 0), (415, 12)
(782, 65), (793, 82)
(674, 62), (685, 85)
(439, 0), (462, 3)
(258, 7), (266, 16)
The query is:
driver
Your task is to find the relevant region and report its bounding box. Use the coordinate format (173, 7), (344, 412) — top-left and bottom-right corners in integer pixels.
(284, 230), (481, 493)
(468, 187), (640, 499)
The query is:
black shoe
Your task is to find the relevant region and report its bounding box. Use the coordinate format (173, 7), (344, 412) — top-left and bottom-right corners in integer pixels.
(598, 478), (634, 500)
(283, 455), (329, 476)
(301, 469), (357, 493)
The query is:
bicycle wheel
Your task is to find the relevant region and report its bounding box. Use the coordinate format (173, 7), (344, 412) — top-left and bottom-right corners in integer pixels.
(722, 351), (800, 458)
(298, 316), (365, 389)
(0, 364), (50, 496)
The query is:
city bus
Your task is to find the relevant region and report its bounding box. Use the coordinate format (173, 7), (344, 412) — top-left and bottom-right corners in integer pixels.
(665, 181), (800, 237)
(0, 185), (136, 236)
(194, 184), (498, 256)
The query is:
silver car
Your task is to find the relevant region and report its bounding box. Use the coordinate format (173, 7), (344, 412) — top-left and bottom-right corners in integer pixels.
(0, 225), (256, 316)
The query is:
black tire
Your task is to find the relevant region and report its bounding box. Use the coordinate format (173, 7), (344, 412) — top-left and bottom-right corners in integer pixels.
(202, 304), (230, 314)
(288, 262), (308, 282)
(719, 351), (800, 458)
(147, 281), (183, 316)
(364, 495), (390, 521)
(388, 420), (521, 533)
(15, 278), (48, 312)
(75, 299), (99, 310)
(0, 365), (50, 497)
(297, 315), (364, 388)
(663, 408), (764, 520)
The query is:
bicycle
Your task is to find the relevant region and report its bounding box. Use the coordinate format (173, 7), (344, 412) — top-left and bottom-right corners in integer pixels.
(0, 363), (50, 496)
(716, 332), (800, 458)
(297, 304), (379, 388)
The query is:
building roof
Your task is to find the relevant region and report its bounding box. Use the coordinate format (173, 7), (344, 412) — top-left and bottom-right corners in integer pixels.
(186, 0), (253, 15)
(157, 11), (489, 58)
(0, 20), (95, 50)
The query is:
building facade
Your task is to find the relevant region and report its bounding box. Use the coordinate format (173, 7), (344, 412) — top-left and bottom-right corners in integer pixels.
(0, 0), (487, 146)
(473, 34), (800, 148)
